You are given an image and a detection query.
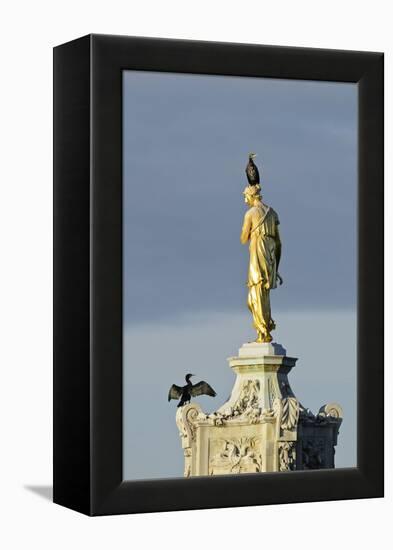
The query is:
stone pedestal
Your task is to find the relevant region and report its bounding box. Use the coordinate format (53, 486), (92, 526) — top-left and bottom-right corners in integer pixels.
(176, 342), (343, 477)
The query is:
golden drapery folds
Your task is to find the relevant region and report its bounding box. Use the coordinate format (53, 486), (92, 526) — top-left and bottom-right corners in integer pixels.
(241, 184), (282, 343)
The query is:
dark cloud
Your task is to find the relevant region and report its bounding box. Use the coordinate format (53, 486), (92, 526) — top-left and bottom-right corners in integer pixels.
(123, 72), (357, 325)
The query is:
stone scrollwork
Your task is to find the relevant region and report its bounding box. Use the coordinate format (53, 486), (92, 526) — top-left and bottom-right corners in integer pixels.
(184, 404), (200, 439)
(176, 403), (201, 444)
(318, 403), (343, 420)
(176, 403), (202, 477)
(209, 437), (262, 475)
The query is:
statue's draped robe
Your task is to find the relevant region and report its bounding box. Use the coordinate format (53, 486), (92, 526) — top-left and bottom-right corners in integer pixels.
(241, 204), (281, 341)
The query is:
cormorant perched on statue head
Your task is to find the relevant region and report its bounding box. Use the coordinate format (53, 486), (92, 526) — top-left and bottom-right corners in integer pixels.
(168, 374), (217, 407)
(246, 152), (260, 186)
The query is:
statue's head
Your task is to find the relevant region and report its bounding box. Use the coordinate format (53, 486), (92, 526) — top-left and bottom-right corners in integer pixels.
(243, 184), (261, 206)
(248, 152), (257, 160)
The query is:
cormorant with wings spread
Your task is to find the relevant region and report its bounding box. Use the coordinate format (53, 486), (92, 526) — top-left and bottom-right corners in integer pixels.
(168, 374), (216, 407)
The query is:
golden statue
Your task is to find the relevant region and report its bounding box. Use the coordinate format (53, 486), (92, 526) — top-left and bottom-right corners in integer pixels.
(240, 183), (282, 343)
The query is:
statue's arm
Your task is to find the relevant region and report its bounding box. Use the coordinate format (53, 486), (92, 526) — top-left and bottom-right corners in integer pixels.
(275, 226), (282, 270)
(240, 211), (252, 244)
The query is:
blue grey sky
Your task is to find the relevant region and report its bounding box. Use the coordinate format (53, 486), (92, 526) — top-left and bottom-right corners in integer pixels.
(123, 71), (357, 480)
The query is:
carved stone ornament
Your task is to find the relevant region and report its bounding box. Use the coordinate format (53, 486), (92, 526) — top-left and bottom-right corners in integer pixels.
(280, 397), (300, 430)
(175, 346), (343, 476)
(272, 395), (300, 433)
(302, 438), (325, 470)
(207, 379), (268, 425)
(278, 441), (296, 471)
(209, 437), (262, 475)
(232, 379), (260, 416)
(176, 403), (200, 444)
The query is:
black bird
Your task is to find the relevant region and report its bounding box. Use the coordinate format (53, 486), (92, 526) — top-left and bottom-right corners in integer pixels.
(245, 152), (260, 186)
(168, 374), (217, 407)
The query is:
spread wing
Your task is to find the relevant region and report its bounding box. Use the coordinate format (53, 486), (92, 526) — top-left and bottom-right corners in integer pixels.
(190, 381), (217, 398)
(168, 384), (183, 401)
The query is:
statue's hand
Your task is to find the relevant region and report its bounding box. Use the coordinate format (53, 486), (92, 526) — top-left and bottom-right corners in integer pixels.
(277, 273), (283, 286)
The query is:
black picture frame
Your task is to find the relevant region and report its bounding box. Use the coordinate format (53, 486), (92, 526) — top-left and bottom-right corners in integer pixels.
(53, 34), (384, 516)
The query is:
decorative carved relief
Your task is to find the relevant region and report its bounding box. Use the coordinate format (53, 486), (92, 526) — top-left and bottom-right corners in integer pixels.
(302, 438), (325, 470)
(300, 402), (343, 427)
(184, 406), (199, 440)
(299, 405), (316, 421)
(232, 379), (260, 415)
(280, 397), (299, 430)
(208, 380), (266, 425)
(268, 378), (277, 408)
(318, 403), (343, 420)
(176, 403), (200, 444)
(175, 367), (342, 477)
(278, 441), (296, 471)
(273, 396), (299, 433)
(183, 447), (192, 478)
(209, 437), (262, 475)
